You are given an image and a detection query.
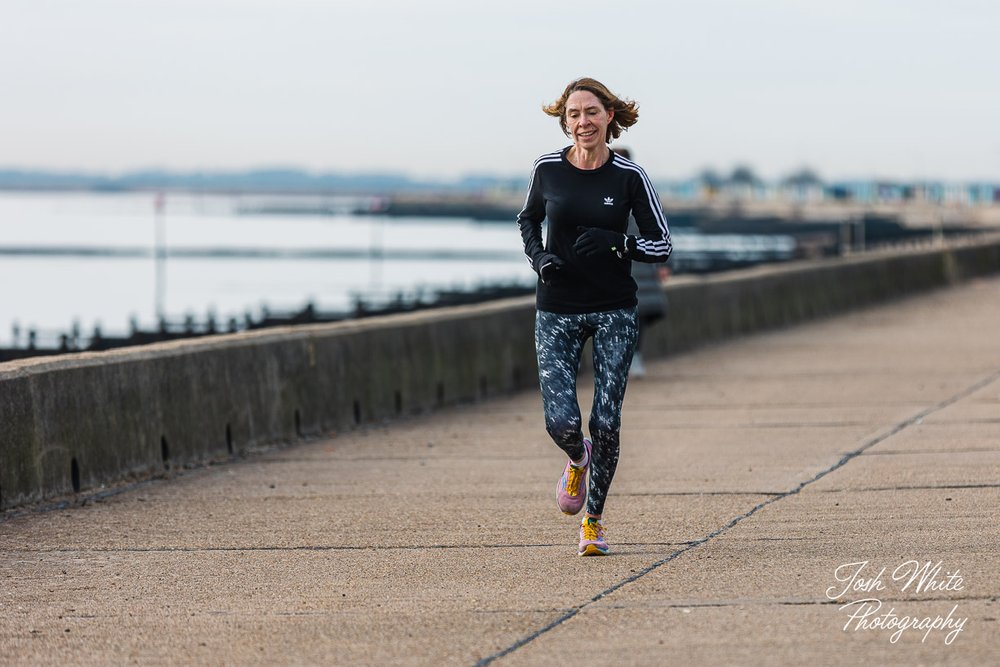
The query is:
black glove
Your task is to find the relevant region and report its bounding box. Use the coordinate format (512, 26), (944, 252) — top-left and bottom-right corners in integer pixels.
(533, 252), (565, 284)
(574, 227), (627, 258)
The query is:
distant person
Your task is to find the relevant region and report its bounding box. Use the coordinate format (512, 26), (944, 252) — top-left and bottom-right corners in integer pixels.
(612, 147), (669, 379)
(517, 77), (672, 556)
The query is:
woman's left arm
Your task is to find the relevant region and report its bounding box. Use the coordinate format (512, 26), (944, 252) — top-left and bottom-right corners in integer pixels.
(625, 168), (672, 264)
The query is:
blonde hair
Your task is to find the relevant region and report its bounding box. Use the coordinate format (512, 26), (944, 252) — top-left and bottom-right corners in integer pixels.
(542, 77), (639, 143)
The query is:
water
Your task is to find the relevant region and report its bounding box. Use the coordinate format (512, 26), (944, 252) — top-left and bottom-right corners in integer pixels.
(0, 191), (796, 350)
(0, 192), (533, 347)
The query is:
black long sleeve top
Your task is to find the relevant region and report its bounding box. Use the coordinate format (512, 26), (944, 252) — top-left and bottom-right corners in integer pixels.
(517, 146), (672, 314)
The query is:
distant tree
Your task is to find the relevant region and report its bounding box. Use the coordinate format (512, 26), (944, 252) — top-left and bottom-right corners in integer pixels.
(782, 167), (823, 187)
(728, 165), (761, 186)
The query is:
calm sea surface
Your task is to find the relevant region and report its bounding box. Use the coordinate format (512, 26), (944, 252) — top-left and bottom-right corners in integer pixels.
(0, 192), (533, 347)
(0, 191), (793, 350)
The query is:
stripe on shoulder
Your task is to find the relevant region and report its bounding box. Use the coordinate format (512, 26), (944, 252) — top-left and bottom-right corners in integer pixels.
(532, 150), (563, 167)
(611, 155), (669, 232)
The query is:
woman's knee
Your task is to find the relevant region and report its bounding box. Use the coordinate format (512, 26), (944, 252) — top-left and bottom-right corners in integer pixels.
(546, 414), (582, 445)
(588, 416), (621, 441)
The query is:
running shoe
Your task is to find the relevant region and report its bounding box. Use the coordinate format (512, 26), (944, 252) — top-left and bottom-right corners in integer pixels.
(556, 438), (592, 515)
(578, 516), (609, 556)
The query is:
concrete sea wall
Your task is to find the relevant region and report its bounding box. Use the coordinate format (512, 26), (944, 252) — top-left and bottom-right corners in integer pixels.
(645, 237), (1000, 357)
(2, 236), (999, 510)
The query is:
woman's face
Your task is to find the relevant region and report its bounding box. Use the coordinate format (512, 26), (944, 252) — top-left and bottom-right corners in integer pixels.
(565, 90), (613, 151)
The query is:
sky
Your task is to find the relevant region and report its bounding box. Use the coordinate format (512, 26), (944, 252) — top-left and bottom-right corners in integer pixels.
(2, 0), (998, 182)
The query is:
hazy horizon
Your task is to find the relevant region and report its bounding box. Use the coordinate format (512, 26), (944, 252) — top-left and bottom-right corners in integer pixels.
(0, 163), (994, 188)
(3, 1), (998, 182)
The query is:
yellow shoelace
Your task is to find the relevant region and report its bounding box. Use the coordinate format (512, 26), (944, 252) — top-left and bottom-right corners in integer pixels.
(565, 465), (584, 497)
(581, 519), (603, 541)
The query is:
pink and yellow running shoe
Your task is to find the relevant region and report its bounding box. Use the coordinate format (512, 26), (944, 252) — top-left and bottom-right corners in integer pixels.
(556, 438), (591, 515)
(578, 516), (608, 556)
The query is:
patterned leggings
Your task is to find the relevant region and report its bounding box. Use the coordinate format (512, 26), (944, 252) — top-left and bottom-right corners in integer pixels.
(535, 307), (638, 516)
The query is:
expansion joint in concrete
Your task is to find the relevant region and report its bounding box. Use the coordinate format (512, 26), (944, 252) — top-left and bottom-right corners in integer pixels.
(474, 368), (1000, 666)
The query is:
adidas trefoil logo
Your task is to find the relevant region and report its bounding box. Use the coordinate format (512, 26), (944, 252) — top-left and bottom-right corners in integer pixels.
(603, 197), (614, 206)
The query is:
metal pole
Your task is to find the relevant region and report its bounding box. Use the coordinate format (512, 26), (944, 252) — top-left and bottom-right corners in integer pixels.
(154, 192), (166, 321)
(370, 216), (384, 293)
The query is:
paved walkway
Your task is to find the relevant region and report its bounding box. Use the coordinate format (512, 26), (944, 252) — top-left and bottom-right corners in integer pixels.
(2, 276), (999, 665)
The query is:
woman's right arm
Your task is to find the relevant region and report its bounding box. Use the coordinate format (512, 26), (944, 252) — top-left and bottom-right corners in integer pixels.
(517, 161), (546, 269)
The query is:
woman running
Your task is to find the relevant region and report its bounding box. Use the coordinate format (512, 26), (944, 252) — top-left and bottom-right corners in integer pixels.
(517, 77), (672, 556)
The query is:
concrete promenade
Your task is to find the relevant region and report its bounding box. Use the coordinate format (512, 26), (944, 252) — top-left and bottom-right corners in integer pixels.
(2, 276), (999, 665)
